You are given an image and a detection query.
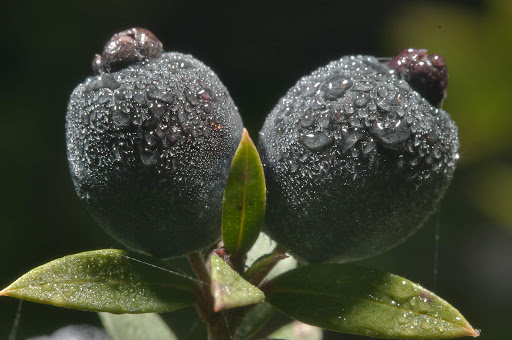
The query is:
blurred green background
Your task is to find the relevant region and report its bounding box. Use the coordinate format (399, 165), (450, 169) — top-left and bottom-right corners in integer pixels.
(1, 0), (510, 339)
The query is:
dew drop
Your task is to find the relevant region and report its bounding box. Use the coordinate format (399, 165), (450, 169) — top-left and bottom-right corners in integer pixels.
(140, 148), (159, 166)
(340, 128), (364, 153)
(299, 132), (335, 152)
(370, 120), (410, 146)
(322, 77), (352, 101)
(377, 100), (390, 112)
(198, 88), (213, 101)
(395, 79), (410, 91)
(112, 111), (130, 127)
(133, 91), (147, 105)
(317, 117), (330, 128)
(362, 140), (376, 154)
(147, 88), (175, 104)
(97, 91), (112, 104)
(396, 315), (408, 325)
(377, 86), (389, 98)
(144, 131), (158, 147)
(290, 162), (299, 173)
(354, 96), (368, 108)
(185, 89), (200, 106)
(300, 117), (314, 127)
(353, 81), (375, 92)
(395, 106), (406, 117)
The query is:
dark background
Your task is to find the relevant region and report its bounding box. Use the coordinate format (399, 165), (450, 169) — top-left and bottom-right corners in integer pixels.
(1, 1), (511, 339)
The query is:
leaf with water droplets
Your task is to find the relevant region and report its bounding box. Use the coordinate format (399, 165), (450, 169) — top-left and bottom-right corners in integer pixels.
(210, 254), (265, 312)
(0, 249), (198, 313)
(265, 264), (479, 339)
(222, 128), (266, 258)
(100, 312), (177, 340)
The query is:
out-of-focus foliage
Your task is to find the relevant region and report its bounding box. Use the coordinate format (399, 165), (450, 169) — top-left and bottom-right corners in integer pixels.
(388, 0), (512, 164)
(471, 164), (512, 231)
(378, 2), (512, 340)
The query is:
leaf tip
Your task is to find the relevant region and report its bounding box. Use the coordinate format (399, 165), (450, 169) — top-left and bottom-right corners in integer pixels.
(465, 324), (480, 338)
(240, 128), (254, 146)
(0, 287), (9, 297)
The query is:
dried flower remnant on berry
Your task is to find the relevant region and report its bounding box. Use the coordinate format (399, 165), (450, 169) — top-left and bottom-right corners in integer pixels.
(92, 27), (163, 74)
(387, 48), (448, 107)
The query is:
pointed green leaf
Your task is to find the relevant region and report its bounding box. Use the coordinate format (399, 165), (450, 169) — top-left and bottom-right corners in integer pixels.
(210, 254), (265, 312)
(222, 128), (266, 257)
(0, 249), (198, 313)
(266, 264), (479, 339)
(100, 313), (177, 340)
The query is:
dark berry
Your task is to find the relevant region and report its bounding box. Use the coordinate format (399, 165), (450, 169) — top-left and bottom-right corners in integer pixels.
(66, 28), (243, 258)
(258, 52), (459, 263)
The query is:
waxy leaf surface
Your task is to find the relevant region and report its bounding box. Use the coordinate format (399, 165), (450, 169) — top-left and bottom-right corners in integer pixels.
(210, 254), (265, 312)
(266, 264), (479, 339)
(222, 128), (266, 257)
(0, 249), (197, 313)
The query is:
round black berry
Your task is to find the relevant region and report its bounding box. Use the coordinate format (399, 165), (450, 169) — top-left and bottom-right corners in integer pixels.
(258, 50), (459, 263)
(66, 28), (243, 258)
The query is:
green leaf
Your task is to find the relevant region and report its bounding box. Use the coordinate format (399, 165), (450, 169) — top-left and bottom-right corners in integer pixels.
(222, 128), (266, 257)
(0, 249), (198, 313)
(244, 252), (289, 282)
(210, 254), (265, 312)
(265, 264), (479, 339)
(100, 312), (177, 340)
(234, 302), (275, 340)
(161, 306), (207, 340)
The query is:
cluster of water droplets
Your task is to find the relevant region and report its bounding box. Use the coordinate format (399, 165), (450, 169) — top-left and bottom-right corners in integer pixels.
(66, 52), (242, 203)
(14, 250), (196, 314)
(260, 55), (459, 202)
(330, 275), (464, 337)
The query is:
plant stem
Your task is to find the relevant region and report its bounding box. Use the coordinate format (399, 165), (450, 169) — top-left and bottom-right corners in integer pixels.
(188, 251), (241, 340)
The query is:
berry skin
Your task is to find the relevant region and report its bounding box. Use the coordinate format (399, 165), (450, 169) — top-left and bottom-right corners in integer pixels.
(258, 50), (459, 263)
(66, 29), (243, 258)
